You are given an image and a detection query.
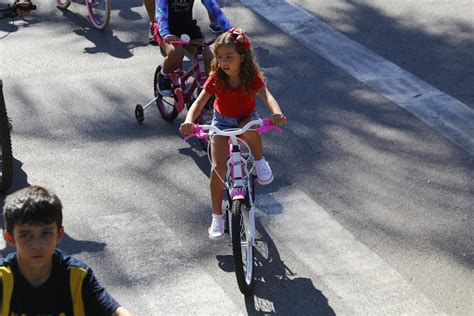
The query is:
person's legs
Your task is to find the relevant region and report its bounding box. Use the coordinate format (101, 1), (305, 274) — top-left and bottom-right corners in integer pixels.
(183, 39), (214, 73)
(157, 42), (185, 95)
(143, 0), (155, 22)
(144, 0), (157, 45)
(239, 115), (274, 185)
(210, 135), (228, 215)
(208, 135), (228, 239)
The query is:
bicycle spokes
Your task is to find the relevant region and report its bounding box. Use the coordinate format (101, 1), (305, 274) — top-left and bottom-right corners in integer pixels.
(86, 0), (110, 30)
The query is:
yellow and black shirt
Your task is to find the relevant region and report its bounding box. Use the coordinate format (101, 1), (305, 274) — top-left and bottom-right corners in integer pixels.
(0, 249), (120, 316)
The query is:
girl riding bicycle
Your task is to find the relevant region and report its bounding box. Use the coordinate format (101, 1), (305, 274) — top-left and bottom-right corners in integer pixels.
(180, 28), (287, 240)
(149, 0), (232, 96)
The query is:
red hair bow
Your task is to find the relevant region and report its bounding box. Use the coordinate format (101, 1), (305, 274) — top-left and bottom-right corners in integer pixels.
(228, 28), (251, 49)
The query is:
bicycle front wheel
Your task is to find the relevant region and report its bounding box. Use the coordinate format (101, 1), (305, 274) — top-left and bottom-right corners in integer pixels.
(231, 199), (255, 295)
(154, 66), (179, 121)
(86, 0), (111, 30)
(0, 81), (13, 193)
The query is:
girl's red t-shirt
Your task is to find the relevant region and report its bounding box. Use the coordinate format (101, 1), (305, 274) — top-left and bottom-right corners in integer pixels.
(204, 74), (265, 117)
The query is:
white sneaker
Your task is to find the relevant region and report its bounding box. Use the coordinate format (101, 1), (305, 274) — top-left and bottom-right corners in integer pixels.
(208, 214), (225, 240)
(254, 158), (274, 185)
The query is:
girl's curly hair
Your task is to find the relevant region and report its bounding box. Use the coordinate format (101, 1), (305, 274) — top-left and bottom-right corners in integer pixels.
(210, 31), (264, 92)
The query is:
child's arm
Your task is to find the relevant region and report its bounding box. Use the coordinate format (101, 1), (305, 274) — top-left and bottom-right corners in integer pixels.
(156, 0), (171, 38)
(179, 89), (212, 135)
(201, 0), (232, 31)
(257, 86), (287, 125)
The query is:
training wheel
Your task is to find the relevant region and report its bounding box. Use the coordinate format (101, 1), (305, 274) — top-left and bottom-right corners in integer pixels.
(135, 104), (144, 123)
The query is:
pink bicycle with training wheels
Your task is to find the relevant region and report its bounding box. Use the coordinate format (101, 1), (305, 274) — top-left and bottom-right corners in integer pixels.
(57, 0), (110, 30)
(135, 34), (214, 150)
(184, 118), (283, 295)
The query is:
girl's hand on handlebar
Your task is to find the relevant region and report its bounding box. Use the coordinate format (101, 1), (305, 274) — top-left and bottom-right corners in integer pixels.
(271, 113), (287, 125)
(179, 122), (195, 135)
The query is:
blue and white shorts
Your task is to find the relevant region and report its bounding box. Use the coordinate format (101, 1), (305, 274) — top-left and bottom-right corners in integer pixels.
(211, 111), (261, 130)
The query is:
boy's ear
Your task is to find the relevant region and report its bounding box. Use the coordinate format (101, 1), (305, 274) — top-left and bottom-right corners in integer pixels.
(4, 231), (16, 247)
(57, 226), (65, 243)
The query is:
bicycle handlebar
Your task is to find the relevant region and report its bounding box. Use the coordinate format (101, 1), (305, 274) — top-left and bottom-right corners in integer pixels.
(184, 118), (283, 142)
(0, 2), (36, 19)
(169, 38), (216, 47)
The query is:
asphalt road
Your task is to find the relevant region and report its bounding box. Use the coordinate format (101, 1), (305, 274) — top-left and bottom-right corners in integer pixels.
(0, 0), (472, 315)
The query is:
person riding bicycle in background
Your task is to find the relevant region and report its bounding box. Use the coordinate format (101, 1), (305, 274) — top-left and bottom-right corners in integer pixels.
(143, 0), (227, 45)
(146, 0), (232, 96)
(180, 28), (287, 240)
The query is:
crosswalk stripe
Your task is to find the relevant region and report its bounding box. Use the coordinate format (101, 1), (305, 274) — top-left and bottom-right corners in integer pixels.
(256, 188), (444, 314)
(240, 0), (474, 156)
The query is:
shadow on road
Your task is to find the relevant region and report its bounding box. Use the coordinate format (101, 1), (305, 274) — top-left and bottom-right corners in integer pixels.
(217, 220), (335, 315)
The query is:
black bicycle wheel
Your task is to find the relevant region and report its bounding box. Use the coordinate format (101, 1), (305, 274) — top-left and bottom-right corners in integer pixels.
(0, 80), (13, 192)
(231, 199), (255, 295)
(154, 65), (179, 121)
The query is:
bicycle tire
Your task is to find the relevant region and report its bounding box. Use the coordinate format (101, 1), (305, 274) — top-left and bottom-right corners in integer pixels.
(154, 65), (179, 121)
(231, 199), (255, 295)
(86, 0), (111, 30)
(57, 0), (71, 9)
(0, 80), (13, 193)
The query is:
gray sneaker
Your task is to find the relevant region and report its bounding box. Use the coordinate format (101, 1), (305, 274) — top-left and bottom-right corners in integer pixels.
(208, 214), (225, 240)
(254, 158), (274, 185)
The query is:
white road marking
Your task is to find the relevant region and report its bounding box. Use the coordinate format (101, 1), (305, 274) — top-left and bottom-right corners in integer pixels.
(240, 0), (474, 155)
(256, 188), (444, 314)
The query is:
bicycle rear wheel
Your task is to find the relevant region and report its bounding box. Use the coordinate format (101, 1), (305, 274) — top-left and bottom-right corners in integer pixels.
(57, 0), (71, 9)
(154, 65), (179, 121)
(231, 199), (255, 295)
(86, 0), (111, 30)
(0, 81), (13, 193)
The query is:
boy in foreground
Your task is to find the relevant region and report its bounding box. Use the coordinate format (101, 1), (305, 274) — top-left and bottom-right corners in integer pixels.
(0, 185), (132, 315)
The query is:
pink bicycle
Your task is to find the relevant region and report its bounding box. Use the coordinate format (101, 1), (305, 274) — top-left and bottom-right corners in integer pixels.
(57, 0), (110, 30)
(184, 118), (282, 295)
(135, 35), (214, 149)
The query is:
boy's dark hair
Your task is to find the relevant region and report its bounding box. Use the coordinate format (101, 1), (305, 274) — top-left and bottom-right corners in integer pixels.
(3, 185), (63, 234)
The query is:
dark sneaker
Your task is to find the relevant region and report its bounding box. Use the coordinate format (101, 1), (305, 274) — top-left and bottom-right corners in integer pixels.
(158, 72), (172, 96)
(208, 22), (223, 34)
(148, 23), (158, 46)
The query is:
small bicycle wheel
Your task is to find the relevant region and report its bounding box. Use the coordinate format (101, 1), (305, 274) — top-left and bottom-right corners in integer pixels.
(135, 104), (144, 124)
(86, 0), (111, 30)
(231, 199), (255, 295)
(0, 81), (13, 193)
(154, 65), (179, 121)
(57, 0), (71, 9)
